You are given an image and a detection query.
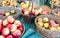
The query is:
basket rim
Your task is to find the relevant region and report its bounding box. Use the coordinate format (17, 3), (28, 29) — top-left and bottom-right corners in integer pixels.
(52, 8), (60, 16)
(0, 7), (22, 18)
(20, 24), (25, 37)
(35, 14), (60, 32)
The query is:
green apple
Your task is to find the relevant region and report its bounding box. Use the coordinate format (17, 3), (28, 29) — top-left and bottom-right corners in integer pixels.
(5, 12), (10, 16)
(43, 17), (49, 23)
(44, 23), (49, 28)
(11, 10), (16, 14)
(37, 22), (44, 27)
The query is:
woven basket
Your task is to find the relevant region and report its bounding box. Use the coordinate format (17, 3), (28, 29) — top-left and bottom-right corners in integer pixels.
(52, 8), (60, 17)
(21, 5), (51, 23)
(22, 14), (37, 23)
(51, 0), (60, 9)
(0, 7), (21, 19)
(35, 14), (60, 38)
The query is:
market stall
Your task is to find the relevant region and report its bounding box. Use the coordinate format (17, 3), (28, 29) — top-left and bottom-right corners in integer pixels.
(0, 0), (60, 38)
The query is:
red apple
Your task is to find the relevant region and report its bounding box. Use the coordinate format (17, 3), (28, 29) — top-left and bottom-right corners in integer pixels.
(18, 25), (24, 32)
(22, 8), (27, 14)
(0, 35), (5, 38)
(6, 35), (13, 38)
(0, 20), (3, 25)
(3, 19), (9, 26)
(42, 11), (49, 14)
(24, 10), (30, 15)
(0, 25), (3, 32)
(7, 16), (15, 24)
(2, 28), (10, 36)
(10, 24), (17, 32)
(13, 37), (19, 38)
(14, 20), (22, 27)
(12, 29), (21, 37)
(50, 20), (57, 27)
(6, 24), (12, 28)
(31, 10), (35, 15)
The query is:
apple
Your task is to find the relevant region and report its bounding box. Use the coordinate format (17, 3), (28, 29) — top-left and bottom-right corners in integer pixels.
(37, 18), (43, 22)
(37, 22), (44, 27)
(5, 12), (10, 16)
(7, 16), (15, 24)
(3, 19), (8, 26)
(28, 7), (32, 11)
(0, 20), (3, 25)
(12, 29), (21, 37)
(22, 8), (27, 14)
(14, 20), (22, 27)
(0, 25), (3, 32)
(38, 8), (43, 14)
(11, 10), (16, 14)
(57, 27), (60, 30)
(0, 35), (5, 38)
(2, 28), (10, 36)
(10, 24), (17, 32)
(24, 10), (30, 15)
(20, 2), (24, 7)
(6, 24), (12, 28)
(49, 20), (57, 27)
(42, 11), (49, 14)
(43, 18), (49, 22)
(49, 27), (57, 31)
(18, 25), (24, 32)
(35, 10), (39, 16)
(44, 23), (49, 28)
(31, 9), (35, 15)
(6, 35), (13, 38)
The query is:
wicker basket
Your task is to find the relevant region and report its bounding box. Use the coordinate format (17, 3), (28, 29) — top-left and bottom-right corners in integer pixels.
(51, 0), (60, 9)
(35, 14), (60, 38)
(52, 8), (60, 17)
(21, 5), (51, 23)
(22, 14), (37, 23)
(0, 7), (21, 19)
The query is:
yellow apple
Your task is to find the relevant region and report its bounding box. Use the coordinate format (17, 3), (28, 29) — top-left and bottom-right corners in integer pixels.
(49, 27), (57, 31)
(37, 22), (44, 27)
(5, 12), (10, 16)
(57, 27), (60, 30)
(44, 23), (49, 28)
(28, 7), (32, 11)
(43, 17), (49, 23)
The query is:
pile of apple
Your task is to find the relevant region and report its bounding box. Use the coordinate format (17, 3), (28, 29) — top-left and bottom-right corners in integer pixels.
(0, 10), (16, 17)
(2, 0), (17, 7)
(0, 16), (24, 38)
(21, 1), (49, 16)
(37, 17), (60, 31)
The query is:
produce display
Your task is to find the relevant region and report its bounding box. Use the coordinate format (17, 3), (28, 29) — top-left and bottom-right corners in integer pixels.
(37, 17), (60, 30)
(0, 10), (16, 17)
(0, 16), (24, 38)
(2, 0), (18, 7)
(21, 1), (50, 16)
